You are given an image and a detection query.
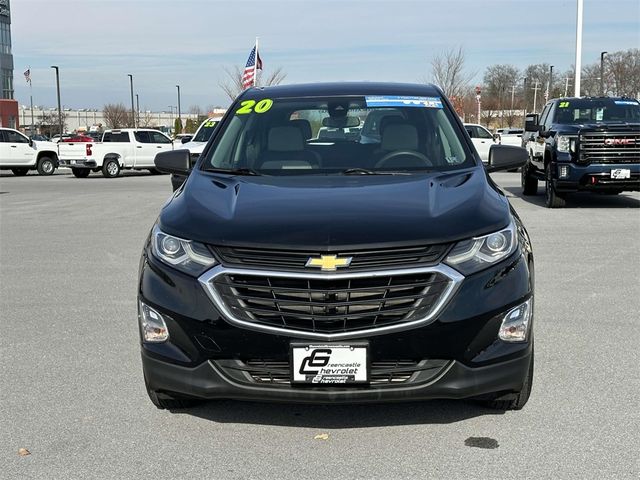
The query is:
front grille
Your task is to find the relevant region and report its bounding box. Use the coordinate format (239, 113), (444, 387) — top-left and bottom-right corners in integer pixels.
(211, 271), (450, 334)
(214, 244), (451, 271)
(229, 359), (451, 386)
(579, 131), (640, 164)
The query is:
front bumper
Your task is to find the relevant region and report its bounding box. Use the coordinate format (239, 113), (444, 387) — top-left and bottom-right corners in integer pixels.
(142, 347), (532, 403)
(553, 161), (640, 192)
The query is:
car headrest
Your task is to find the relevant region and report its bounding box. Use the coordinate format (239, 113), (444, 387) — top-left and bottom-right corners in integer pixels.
(379, 115), (404, 135)
(381, 123), (419, 151)
(290, 119), (312, 140)
(268, 126), (305, 152)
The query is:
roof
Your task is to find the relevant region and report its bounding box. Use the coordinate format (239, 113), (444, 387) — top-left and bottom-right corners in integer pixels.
(242, 82), (443, 99)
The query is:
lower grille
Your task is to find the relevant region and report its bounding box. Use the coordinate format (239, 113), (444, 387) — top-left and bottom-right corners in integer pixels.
(217, 359), (451, 386)
(211, 271), (451, 334)
(579, 132), (640, 164)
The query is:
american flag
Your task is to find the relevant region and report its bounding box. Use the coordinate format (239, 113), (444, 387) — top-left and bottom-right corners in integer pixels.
(24, 68), (31, 84)
(241, 45), (263, 90)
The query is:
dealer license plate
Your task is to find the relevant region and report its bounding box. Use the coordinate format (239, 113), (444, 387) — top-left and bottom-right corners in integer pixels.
(291, 344), (368, 384)
(611, 169), (630, 179)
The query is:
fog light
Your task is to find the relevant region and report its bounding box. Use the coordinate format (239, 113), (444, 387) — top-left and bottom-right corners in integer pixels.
(559, 165), (569, 178)
(498, 299), (532, 342)
(139, 301), (169, 342)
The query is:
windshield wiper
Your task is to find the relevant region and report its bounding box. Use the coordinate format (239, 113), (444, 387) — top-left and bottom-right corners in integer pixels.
(205, 168), (260, 176)
(340, 168), (413, 175)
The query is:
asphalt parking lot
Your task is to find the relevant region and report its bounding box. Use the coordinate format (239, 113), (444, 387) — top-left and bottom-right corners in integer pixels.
(1, 170), (639, 479)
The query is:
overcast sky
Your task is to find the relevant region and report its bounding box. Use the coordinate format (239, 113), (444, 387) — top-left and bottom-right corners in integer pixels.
(11, 0), (640, 111)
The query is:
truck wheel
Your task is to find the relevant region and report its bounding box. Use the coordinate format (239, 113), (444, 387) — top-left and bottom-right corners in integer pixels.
(545, 164), (566, 208)
(11, 168), (29, 176)
(37, 156), (56, 176)
(102, 159), (121, 178)
(482, 348), (534, 411)
(521, 160), (538, 196)
(72, 168), (91, 178)
(144, 376), (200, 410)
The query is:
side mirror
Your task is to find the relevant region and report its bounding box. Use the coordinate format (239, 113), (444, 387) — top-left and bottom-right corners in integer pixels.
(180, 136), (193, 144)
(29, 138), (34, 147)
(524, 114), (539, 132)
(154, 149), (191, 175)
(486, 145), (528, 173)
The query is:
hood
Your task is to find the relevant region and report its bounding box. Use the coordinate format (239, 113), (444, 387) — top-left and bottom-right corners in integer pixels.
(33, 140), (58, 151)
(175, 141), (206, 154)
(158, 168), (509, 250)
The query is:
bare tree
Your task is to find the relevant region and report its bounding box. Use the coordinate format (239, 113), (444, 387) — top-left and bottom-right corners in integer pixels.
(429, 47), (475, 100)
(139, 111), (156, 128)
(37, 111), (67, 137)
(188, 105), (203, 116)
(103, 103), (133, 129)
(219, 65), (288, 101)
(607, 48), (640, 97)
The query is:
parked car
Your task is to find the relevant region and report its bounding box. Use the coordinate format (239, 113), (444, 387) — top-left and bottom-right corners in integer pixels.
(56, 128), (174, 178)
(497, 128), (524, 147)
(463, 123), (498, 163)
(143, 82), (533, 411)
(0, 128), (59, 176)
(170, 117), (223, 190)
(522, 96), (640, 207)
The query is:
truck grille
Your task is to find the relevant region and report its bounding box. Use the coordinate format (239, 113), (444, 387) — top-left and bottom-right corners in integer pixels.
(217, 358), (451, 386)
(206, 269), (453, 336)
(579, 131), (640, 164)
(214, 244), (451, 271)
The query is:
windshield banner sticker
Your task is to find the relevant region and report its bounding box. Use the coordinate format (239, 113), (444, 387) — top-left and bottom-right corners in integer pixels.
(614, 100), (639, 105)
(365, 96), (443, 109)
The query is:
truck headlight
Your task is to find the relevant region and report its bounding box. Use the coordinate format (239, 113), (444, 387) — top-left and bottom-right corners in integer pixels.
(151, 225), (217, 276)
(557, 135), (576, 153)
(445, 220), (518, 275)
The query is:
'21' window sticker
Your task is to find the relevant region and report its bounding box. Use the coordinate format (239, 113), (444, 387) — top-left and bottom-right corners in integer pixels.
(236, 99), (274, 115)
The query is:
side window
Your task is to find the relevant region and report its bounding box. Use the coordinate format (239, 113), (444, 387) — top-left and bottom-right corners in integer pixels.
(134, 131), (151, 143)
(5, 130), (29, 143)
(476, 127), (493, 139)
(465, 126), (476, 138)
(105, 132), (130, 142)
(538, 103), (552, 130)
(0, 130), (6, 142)
(150, 132), (171, 144)
(544, 103), (557, 129)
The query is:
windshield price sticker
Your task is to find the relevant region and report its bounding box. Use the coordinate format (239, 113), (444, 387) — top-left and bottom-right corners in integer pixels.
(203, 120), (218, 127)
(365, 96), (443, 109)
(291, 345), (368, 384)
(559, 101), (570, 108)
(236, 98), (274, 115)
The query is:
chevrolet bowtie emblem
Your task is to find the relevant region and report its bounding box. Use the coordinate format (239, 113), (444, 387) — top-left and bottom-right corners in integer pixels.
(305, 255), (352, 272)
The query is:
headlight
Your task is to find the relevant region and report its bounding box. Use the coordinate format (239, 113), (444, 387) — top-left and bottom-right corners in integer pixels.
(150, 225), (217, 276)
(445, 220), (518, 274)
(557, 135), (576, 153)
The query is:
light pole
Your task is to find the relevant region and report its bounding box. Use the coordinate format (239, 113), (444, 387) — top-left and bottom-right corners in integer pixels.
(135, 94), (140, 126)
(127, 74), (135, 128)
(176, 85), (181, 131)
(547, 65), (554, 101)
(475, 86), (482, 126)
(50, 66), (63, 137)
(600, 51), (607, 96)
(574, 0), (584, 97)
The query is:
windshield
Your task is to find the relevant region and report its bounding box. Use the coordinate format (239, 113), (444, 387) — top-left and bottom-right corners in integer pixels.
(554, 99), (640, 124)
(202, 95), (473, 175)
(192, 119), (219, 143)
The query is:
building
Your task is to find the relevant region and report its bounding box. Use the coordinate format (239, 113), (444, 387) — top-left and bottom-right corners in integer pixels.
(0, 0), (18, 128)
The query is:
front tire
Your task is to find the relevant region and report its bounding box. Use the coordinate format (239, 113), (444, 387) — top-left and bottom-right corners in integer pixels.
(72, 168), (91, 178)
(482, 349), (534, 411)
(144, 377), (200, 410)
(545, 163), (566, 208)
(102, 158), (121, 178)
(37, 157), (56, 176)
(521, 158), (538, 196)
(11, 168), (29, 176)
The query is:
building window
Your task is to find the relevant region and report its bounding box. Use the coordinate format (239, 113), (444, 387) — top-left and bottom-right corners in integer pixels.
(1, 68), (13, 99)
(0, 22), (10, 55)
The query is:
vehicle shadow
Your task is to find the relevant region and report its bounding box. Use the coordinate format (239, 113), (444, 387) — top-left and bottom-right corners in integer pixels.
(502, 186), (640, 209)
(175, 399), (504, 428)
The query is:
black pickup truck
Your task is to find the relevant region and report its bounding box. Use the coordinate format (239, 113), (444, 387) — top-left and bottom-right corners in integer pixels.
(521, 97), (640, 207)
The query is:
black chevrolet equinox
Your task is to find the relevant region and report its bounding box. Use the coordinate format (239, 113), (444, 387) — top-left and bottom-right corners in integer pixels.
(141, 82), (534, 410)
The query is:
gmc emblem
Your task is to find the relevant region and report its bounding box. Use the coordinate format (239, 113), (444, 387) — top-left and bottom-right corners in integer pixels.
(604, 138), (635, 146)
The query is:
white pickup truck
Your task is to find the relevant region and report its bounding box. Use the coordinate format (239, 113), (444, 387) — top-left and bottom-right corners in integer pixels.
(0, 127), (59, 176)
(57, 128), (174, 178)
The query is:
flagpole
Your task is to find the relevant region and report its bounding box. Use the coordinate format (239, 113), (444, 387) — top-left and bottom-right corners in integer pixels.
(254, 37), (259, 87)
(29, 67), (34, 136)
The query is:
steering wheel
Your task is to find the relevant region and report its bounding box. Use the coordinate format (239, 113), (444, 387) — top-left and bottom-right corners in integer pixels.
(375, 150), (433, 168)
